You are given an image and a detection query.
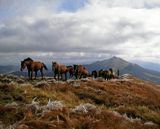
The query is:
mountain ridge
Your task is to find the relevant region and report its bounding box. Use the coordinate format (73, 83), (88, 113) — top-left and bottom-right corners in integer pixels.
(85, 56), (160, 84)
(1, 56), (160, 84)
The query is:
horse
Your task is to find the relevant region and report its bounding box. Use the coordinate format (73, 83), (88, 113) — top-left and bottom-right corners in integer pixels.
(74, 65), (89, 79)
(98, 69), (112, 80)
(92, 70), (98, 79)
(67, 66), (74, 79)
(98, 69), (105, 78)
(103, 70), (111, 80)
(52, 62), (68, 80)
(20, 57), (48, 79)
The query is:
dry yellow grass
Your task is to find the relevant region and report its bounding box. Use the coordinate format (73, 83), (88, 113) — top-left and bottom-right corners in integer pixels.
(0, 74), (160, 129)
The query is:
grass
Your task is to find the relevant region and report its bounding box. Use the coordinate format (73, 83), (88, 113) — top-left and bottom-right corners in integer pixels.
(0, 75), (160, 129)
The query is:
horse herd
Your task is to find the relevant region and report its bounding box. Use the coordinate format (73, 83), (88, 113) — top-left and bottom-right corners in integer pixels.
(20, 57), (117, 80)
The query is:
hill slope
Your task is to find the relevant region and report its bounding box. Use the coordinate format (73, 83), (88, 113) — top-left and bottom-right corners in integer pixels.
(85, 57), (160, 84)
(0, 74), (160, 129)
(0, 65), (19, 74)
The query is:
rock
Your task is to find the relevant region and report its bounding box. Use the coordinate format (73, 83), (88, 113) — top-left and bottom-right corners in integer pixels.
(15, 124), (29, 129)
(72, 103), (97, 113)
(44, 100), (64, 111)
(0, 121), (4, 129)
(144, 121), (158, 126)
(80, 78), (91, 82)
(72, 82), (81, 87)
(5, 102), (18, 107)
(67, 79), (75, 83)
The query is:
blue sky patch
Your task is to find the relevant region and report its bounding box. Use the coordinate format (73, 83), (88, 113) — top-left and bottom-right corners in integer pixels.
(58, 0), (88, 12)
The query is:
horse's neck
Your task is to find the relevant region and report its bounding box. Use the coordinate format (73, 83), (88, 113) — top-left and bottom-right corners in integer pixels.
(26, 61), (32, 69)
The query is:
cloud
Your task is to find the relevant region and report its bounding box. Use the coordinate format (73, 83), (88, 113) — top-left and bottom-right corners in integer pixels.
(87, 0), (160, 8)
(0, 0), (160, 65)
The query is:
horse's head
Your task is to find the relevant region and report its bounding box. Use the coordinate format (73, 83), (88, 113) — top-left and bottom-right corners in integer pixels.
(20, 61), (26, 71)
(21, 58), (33, 71)
(109, 68), (113, 73)
(52, 62), (57, 71)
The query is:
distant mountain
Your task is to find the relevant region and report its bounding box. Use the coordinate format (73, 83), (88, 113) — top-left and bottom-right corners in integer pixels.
(2, 57), (160, 84)
(85, 56), (129, 72)
(0, 65), (19, 74)
(85, 57), (160, 84)
(137, 62), (160, 72)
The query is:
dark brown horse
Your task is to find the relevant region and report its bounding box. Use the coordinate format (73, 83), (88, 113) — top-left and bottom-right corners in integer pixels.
(21, 57), (48, 79)
(52, 62), (68, 80)
(74, 65), (89, 79)
(67, 66), (74, 79)
(98, 69), (104, 78)
(92, 70), (98, 79)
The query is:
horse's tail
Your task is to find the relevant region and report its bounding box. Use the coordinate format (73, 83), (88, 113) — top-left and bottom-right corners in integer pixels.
(43, 63), (48, 70)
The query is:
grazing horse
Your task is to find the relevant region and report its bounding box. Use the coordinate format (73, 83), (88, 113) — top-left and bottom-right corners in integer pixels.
(98, 69), (105, 78)
(52, 62), (68, 80)
(74, 65), (89, 79)
(92, 70), (98, 79)
(98, 69), (112, 80)
(103, 70), (111, 80)
(67, 66), (74, 79)
(20, 57), (48, 79)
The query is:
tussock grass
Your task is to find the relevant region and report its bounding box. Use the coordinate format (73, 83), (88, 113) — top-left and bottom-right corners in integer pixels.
(0, 74), (160, 128)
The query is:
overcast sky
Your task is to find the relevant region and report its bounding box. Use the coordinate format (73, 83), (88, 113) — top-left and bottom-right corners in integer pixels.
(0, 0), (160, 65)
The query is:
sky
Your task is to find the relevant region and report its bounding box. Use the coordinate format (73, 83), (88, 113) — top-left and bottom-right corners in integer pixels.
(0, 0), (160, 65)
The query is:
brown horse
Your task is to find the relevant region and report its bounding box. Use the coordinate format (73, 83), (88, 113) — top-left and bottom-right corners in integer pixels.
(74, 65), (89, 79)
(52, 62), (68, 80)
(103, 70), (111, 80)
(21, 57), (48, 79)
(98, 68), (114, 80)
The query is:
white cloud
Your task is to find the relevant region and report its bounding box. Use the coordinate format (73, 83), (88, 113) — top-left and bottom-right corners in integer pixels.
(0, 0), (160, 65)
(87, 0), (160, 8)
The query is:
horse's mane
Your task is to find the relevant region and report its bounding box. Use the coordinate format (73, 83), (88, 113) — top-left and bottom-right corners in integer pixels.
(23, 57), (33, 62)
(52, 62), (57, 64)
(67, 66), (73, 68)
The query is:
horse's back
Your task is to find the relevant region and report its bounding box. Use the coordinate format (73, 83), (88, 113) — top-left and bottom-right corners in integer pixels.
(31, 61), (43, 70)
(57, 64), (67, 72)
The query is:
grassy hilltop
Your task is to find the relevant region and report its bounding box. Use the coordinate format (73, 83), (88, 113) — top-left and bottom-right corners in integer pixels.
(0, 74), (160, 129)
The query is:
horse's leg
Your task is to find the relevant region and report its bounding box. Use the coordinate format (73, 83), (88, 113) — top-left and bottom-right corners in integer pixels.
(76, 72), (79, 79)
(75, 73), (77, 79)
(54, 72), (56, 79)
(70, 71), (73, 78)
(79, 73), (82, 79)
(58, 72), (60, 81)
(40, 69), (44, 80)
(107, 75), (109, 81)
(28, 70), (30, 79)
(31, 70), (33, 80)
(35, 70), (37, 79)
(61, 73), (63, 80)
(65, 72), (67, 81)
